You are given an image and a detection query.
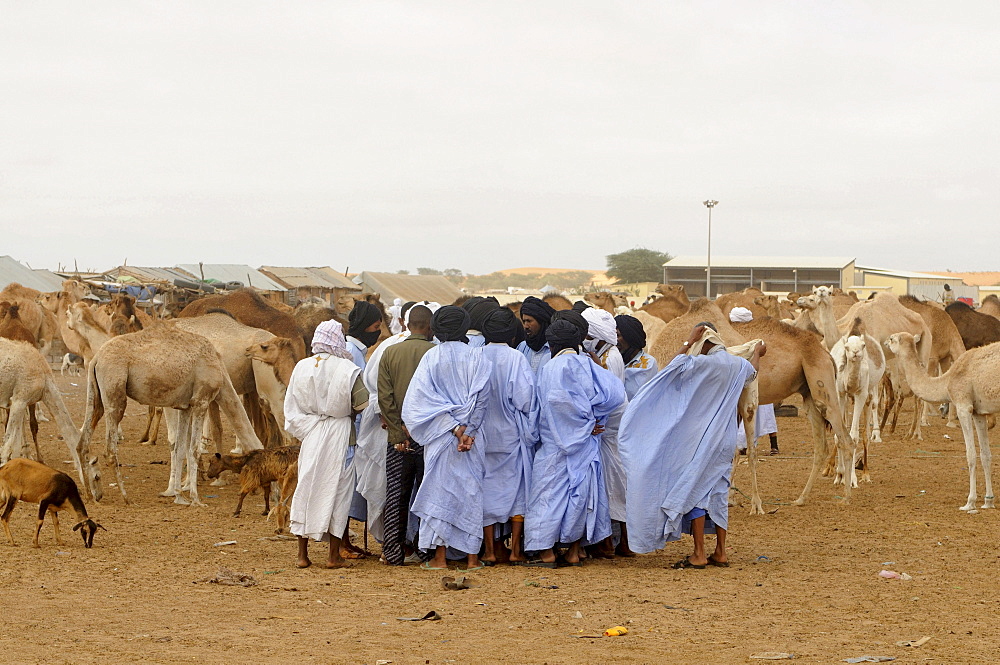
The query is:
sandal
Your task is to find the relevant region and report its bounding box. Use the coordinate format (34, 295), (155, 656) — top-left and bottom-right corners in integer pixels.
(671, 558), (706, 570)
(420, 561), (449, 571)
(707, 556), (730, 568)
(525, 560), (557, 568)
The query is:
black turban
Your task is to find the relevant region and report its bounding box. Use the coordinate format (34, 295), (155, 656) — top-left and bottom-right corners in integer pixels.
(551, 309), (589, 343)
(462, 296), (500, 331)
(545, 319), (585, 355)
(571, 300), (590, 314)
(432, 305), (471, 343)
(348, 300), (382, 348)
(482, 307), (523, 345)
(520, 296), (556, 352)
(615, 314), (646, 364)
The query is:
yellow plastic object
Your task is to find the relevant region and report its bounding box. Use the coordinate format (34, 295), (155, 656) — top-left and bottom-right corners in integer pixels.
(603, 626), (628, 637)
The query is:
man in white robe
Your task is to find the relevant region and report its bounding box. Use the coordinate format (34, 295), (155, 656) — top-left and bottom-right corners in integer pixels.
(477, 307), (537, 565)
(403, 306), (492, 570)
(286, 320), (369, 569)
(620, 323), (762, 569)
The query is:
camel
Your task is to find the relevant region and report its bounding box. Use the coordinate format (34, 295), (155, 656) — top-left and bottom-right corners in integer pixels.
(630, 310), (667, 351)
(332, 292), (391, 346)
(178, 289), (307, 359)
(172, 313), (297, 449)
(715, 287), (768, 321)
(979, 295), (1000, 321)
(900, 295), (966, 426)
(0, 284), (55, 355)
(753, 295), (795, 320)
(0, 339), (100, 501)
(245, 337), (300, 386)
(638, 284), (691, 324)
(37, 291), (93, 362)
(885, 332), (1000, 511)
(830, 289), (859, 319)
(648, 300), (857, 512)
(542, 294), (574, 311)
(830, 319), (885, 486)
(65, 302), (111, 363)
(293, 302), (346, 350)
(794, 291), (839, 350)
(78, 325), (265, 506)
(946, 302), (1000, 350)
(584, 292), (629, 313)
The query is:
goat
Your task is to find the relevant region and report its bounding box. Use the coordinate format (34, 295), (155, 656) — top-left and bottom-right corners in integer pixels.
(60, 353), (84, 377)
(206, 445), (299, 517)
(0, 458), (105, 548)
(268, 459), (298, 534)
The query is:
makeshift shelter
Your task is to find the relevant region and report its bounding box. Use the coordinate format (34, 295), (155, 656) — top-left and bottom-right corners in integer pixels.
(0, 256), (64, 293)
(175, 264), (288, 304)
(259, 266), (360, 306)
(352, 272), (463, 305)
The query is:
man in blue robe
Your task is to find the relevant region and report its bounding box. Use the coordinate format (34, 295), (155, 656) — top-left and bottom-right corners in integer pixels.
(517, 296), (556, 374)
(524, 314), (626, 567)
(620, 323), (763, 569)
(616, 314), (659, 401)
(477, 307), (537, 565)
(403, 306), (492, 571)
(461, 296), (500, 349)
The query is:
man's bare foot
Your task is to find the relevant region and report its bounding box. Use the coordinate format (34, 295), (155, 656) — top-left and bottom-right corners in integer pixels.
(508, 553), (528, 563)
(325, 560), (353, 569)
(615, 546), (636, 558)
(340, 548), (366, 559)
(296, 557), (312, 569)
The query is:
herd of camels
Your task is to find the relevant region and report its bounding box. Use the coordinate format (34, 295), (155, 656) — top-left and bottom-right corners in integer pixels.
(2, 277), (1000, 518)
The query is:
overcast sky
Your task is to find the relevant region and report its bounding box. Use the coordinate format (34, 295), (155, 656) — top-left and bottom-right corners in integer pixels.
(2, 2), (997, 275)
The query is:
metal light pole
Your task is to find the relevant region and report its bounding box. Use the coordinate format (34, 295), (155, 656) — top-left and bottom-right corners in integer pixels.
(703, 199), (718, 299)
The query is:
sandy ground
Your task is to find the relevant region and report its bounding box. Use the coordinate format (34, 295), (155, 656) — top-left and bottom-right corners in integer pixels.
(2, 374), (999, 665)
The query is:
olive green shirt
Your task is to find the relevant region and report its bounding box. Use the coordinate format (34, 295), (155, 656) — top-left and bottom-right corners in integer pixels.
(377, 334), (435, 445)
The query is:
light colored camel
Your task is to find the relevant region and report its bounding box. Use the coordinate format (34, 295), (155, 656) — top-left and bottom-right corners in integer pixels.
(78, 325), (265, 506)
(900, 295), (966, 426)
(65, 302), (111, 363)
(649, 299), (857, 512)
(979, 295), (1000, 321)
(0, 284), (55, 356)
(178, 288), (307, 359)
(584, 292), (629, 313)
(38, 291), (93, 362)
(794, 293), (838, 349)
(0, 339), (101, 500)
(638, 284), (690, 324)
(830, 319), (885, 486)
(630, 310), (667, 352)
(885, 332), (1000, 511)
(836, 293), (934, 440)
(542, 294), (574, 311)
(245, 337), (300, 386)
(830, 289), (859, 319)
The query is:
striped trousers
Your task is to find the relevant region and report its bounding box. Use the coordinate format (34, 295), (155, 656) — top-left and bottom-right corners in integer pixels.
(382, 445), (425, 565)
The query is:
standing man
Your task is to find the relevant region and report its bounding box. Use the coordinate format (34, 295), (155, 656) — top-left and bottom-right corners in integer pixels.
(477, 307), (538, 565)
(285, 320), (369, 569)
(347, 300), (383, 367)
(517, 296), (556, 374)
(616, 314), (659, 401)
(377, 305), (436, 565)
(524, 316), (626, 567)
(404, 306), (492, 571)
(461, 296), (500, 349)
(620, 324), (763, 569)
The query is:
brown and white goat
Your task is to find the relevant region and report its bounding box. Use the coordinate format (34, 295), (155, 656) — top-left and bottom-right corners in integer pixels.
(0, 458), (105, 548)
(206, 445), (299, 517)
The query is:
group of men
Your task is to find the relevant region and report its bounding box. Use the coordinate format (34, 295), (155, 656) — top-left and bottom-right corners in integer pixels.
(284, 294), (766, 571)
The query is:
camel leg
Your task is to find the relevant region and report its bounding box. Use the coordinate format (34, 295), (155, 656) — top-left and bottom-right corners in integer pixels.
(793, 397), (829, 507)
(973, 415), (994, 509)
(28, 405), (41, 463)
(868, 381), (883, 444)
(956, 407), (979, 511)
(908, 398), (924, 441)
(139, 406), (161, 445)
(206, 400), (223, 454)
(161, 409), (186, 499)
(745, 418), (763, 516)
(104, 404), (129, 505)
(185, 405), (209, 507)
(2, 401), (29, 463)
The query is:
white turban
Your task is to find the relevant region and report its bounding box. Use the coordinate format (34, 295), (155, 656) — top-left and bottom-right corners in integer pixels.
(582, 308), (618, 346)
(729, 306), (754, 323)
(404, 301), (441, 327)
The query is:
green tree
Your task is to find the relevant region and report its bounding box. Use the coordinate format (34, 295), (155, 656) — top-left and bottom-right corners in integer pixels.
(417, 267), (443, 275)
(396, 269), (410, 275)
(606, 248), (672, 284)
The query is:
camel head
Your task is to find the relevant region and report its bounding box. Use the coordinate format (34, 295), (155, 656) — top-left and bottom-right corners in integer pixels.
(844, 336), (866, 363)
(87, 456), (103, 503)
(812, 285), (832, 303)
(37, 291), (65, 313)
(656, 284), (687, 299)
(796, 294), (819, 310)
(884, 332), (920, 357)
(246, 336), (301, 384)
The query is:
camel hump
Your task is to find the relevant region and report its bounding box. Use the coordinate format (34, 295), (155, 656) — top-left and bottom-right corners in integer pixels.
(848, 317), (865, 337)
(206, 308), (237, 320)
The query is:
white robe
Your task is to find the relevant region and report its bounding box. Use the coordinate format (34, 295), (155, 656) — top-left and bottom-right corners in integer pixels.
(286, 353), (362, 542)
(598, 344), (628, 522)
(354, 332), (408, 542)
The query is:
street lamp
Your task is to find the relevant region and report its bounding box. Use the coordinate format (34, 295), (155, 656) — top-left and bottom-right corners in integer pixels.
(703, 199), (718, 299)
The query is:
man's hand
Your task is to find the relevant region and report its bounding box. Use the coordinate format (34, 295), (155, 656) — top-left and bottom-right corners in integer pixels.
(457, 434), (474, 452)
(452, 425), (467, 440)
(592, 423), (606, 436)
(687, 325), (707, 346)
(756, 340), (767, 358)
(394, 438), (413, 452)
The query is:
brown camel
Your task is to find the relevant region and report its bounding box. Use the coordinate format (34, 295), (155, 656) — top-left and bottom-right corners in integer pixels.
(0, 338), (101, 501)
(900, 295), (967, 425)
(584, 292), (625, 314)
(638, 284), (691, 324)
(648, 301), (857, 511)
(179, 289), (307, 359)
(293, 303), (348, 350)
(979, 294), (1000, 321)
(830, 290), (859, 319)
(542, 294), (574, 311)
(715, 287), (768, 320)
(753, 295), (791, 320)
(38, 291), (93, 361)
(0, 283), (55, 355)
(946, 302), (1000, 350)
(78, 325), (265, 506)
(886, 332), (1000, 511)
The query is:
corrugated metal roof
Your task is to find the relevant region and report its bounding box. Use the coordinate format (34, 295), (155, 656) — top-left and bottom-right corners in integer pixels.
(176, 264), (287, 292)
(259, 266), (360, 291)
(106, 265), (199, 283)
(664, 256), (855, 269)
(856, 265), (952, 281)
(0, 256), (65, 292)
(354, 272), (463, 304)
